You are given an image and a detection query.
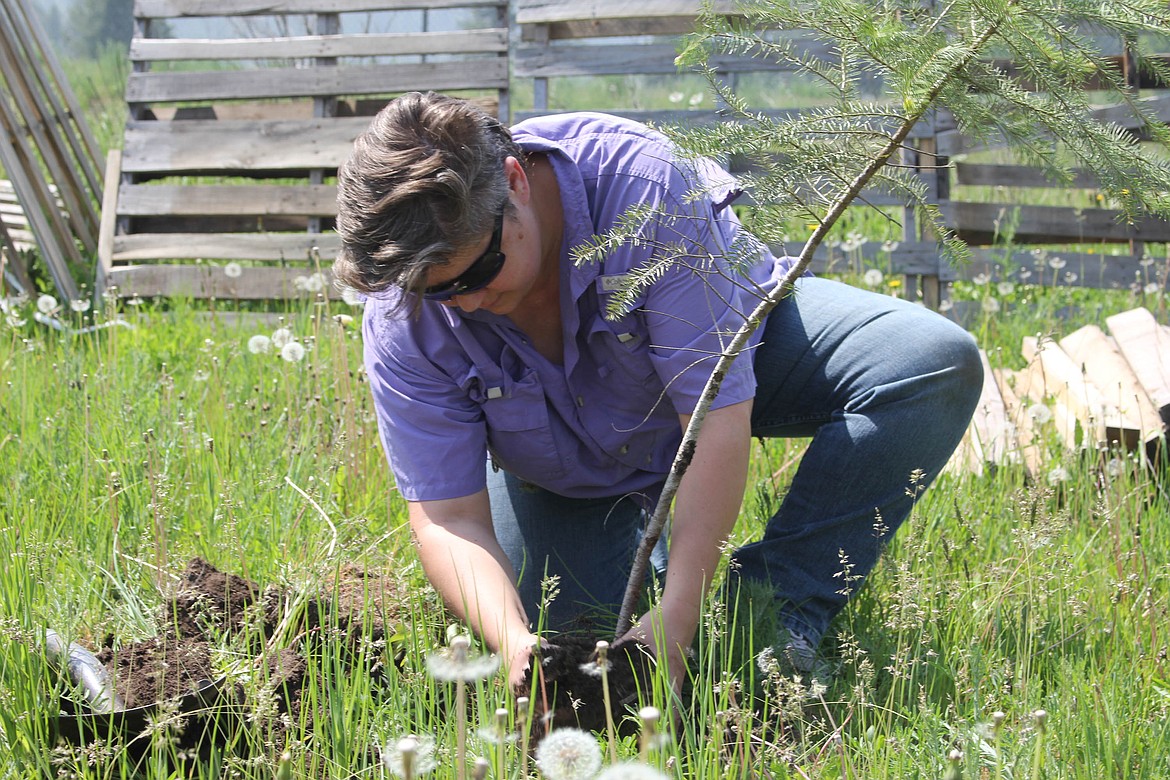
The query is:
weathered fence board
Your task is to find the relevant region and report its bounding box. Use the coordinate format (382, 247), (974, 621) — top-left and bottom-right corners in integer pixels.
(127, 60), (508, 104)
(100, 0), (509, 300)
(131, 29), (507, 61)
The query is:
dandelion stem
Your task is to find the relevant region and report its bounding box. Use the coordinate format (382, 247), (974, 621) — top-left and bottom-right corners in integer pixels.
(597, 641), (618, 764)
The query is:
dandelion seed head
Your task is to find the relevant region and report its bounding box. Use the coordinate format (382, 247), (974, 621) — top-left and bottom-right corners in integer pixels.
(597, 763), (671, 780)
(5, 313), (26, 328)
(333, 313), (354, 326)
(223, 262), (243, 278)
(1027, 403), (1052, 424)
(271, 328), (293, 348)
(1144, 282), (1161, 295)
(341, 286), (365, 306)
(688, 93), (704, 106)
(981, 296), (1000, 313)
(426, 636), (500, 682)
(938, 299), (953, 313)
(248, 334), (272, 354)
(881, 239), (899, 253)
(972, 273), (990, 286)
(280, 341), (306, 363)
(1139, 255), (1154, 267)
(304, 272), (326, 293)
(36, 294), (58, 314)
(1046, 466), (1069, 484)
(1106, 458), (1123, 478)
(382, 734), (438, 778)
(668, 91), (685, 103)
(996, 281), (1015, 296)
(1048, 256), (1066, 270)
(535, 728), (602, 780)
(193, 368), (210, 382)
(863, 268), (884, 288)
(293, 275), (308, 291)
(70, 298), (91, 313)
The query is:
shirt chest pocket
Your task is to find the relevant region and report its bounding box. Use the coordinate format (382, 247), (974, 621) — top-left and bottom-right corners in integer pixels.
(476, 362), (568, 485)
(588, 312), (663, 411)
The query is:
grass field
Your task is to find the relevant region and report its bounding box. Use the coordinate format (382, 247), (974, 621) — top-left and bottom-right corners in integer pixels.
(2, 278), (1169, 780)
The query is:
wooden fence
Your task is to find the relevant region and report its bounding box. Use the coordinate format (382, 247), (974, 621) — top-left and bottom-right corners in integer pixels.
(511, 0), (1170, 307)
(2, 0), (1168, 301)
(95, 0), (509, 300)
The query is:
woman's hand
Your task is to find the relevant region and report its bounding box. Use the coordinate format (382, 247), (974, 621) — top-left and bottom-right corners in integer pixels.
(504, 630), (543, 694)
(619, 609), (690, 695)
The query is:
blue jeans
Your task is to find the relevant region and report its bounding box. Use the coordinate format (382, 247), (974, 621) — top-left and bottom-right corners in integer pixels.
(490, 277), (982, 643)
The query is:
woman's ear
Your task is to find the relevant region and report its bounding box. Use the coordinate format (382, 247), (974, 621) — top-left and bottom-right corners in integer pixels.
(504, 156), (530, 204)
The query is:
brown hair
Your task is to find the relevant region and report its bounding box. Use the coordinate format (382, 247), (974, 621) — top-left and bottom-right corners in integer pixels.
(334, 92), (524, 303)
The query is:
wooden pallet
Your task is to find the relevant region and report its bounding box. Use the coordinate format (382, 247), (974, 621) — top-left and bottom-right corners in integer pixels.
(0, 0), (103, 300)
(948, 306), (1170, 478)
(97, 0), (509, 300)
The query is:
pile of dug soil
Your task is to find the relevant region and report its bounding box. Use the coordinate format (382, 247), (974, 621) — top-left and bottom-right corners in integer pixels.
(68, 557), (400, 751)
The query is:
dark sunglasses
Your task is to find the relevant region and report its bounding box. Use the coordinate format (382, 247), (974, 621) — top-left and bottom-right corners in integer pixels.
(422, 211), (507, 301)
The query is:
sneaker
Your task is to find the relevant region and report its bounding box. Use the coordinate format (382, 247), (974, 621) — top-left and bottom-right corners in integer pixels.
(771, 625), (834, 687)
(778, 627), (819, 675)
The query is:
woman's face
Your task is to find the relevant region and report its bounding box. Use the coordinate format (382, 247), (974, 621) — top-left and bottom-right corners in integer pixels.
(422, 157), (549, 317)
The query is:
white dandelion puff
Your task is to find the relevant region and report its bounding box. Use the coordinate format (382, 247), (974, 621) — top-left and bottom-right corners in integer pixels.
(223, 261), (243, 278)
(1139, 256), (1155, 267)
(247, 334), (272, 355)
(382, 735), (438, 778)
(996, 281), (1015, 296)
(1027, 403), (1052, 424)
(271, 327), (293, 348)
(193, 368), (210, 382)
(333, 313), (354, 327)
(1048, 256), (1066, 270)
(293, 275), (308, 291)
(972, 273), (990, 286)
(863, 268), (884, 288)
(688, 93), (704, 106)
(340, 286), (365, 306)
(1144, 283), (1161, 295)
(5, 313), (26, 328)
(36, 294), (58, 314)
(668, 91), (685, 103)
(280, 341), (306, 363)
(881, 239), (899, 253)
(597, 763), (671, 780)
(1106, 458), (1123, 478)
(425, 635), (500, 682)
(1046, 466), (1069, 484)
(304, 272), (326, 293)
(1064, 272), (1078, 283)
(535, 728), (602, 780)
(938, 299), (954, 312)
(70, 298), (92, 313)
(981, 296), (1000, 314)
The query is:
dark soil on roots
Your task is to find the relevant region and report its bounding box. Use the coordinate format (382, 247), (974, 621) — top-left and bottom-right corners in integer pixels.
(521, 634), (658, 736)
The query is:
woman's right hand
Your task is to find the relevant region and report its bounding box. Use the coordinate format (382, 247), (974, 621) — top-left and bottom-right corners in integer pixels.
(505, 631), (543, 694)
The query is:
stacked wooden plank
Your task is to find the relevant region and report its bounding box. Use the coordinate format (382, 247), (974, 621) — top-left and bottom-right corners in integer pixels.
(949, 306), (1170, 478)
(511, 0), (953, 306)
(97, 0), (509, 300)
(0, 0), (103, 300)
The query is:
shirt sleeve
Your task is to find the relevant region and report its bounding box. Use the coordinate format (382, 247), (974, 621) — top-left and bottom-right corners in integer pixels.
(363, 307), (490, 502)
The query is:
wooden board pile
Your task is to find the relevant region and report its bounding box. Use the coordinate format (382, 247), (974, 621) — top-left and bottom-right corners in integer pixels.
(949, 306), (1170, 478)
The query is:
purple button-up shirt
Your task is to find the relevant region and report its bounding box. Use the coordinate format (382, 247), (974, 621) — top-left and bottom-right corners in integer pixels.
(363, 113), (790, 503)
